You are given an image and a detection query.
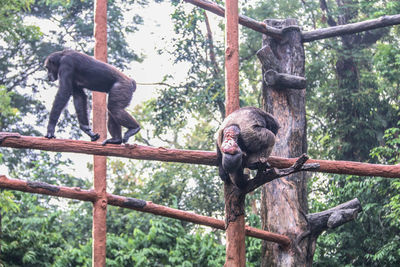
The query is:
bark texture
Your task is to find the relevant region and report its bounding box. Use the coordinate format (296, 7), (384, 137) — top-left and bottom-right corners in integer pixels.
(257, 19), (308, 266)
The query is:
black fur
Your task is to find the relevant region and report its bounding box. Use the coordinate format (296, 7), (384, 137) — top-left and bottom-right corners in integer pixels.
(44, 50), (140, 145)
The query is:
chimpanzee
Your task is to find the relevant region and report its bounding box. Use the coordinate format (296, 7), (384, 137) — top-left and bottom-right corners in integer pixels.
(216, 107), (279, 188)
(44, 50), (140, 145)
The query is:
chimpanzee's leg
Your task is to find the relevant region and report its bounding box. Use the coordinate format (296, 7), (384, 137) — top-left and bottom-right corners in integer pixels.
(104, 80), (140, 144)
(101, 113), (123, 145)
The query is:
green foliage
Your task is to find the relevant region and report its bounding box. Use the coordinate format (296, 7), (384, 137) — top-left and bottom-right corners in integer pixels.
(1, 207), (67, 267)
(371, 126), (400, 164)
(0, 0), (34, 33)
(0, 86), (19, 129)
(293, 0), (400, 265)
(149, 3), (226, 134)
(52, 219), (225, 267)
(312, 175), (400, 266)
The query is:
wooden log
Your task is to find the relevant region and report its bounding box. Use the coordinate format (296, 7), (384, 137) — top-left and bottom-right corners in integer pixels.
(224, 0), (240, 116)
(302, 14), (400, 42)
(1, 133), (400, 178)
(263, 70), (306, 89)
(268, 156), (400, 178)
(0, 174), (291, 245)
(183, 0), (282, 39)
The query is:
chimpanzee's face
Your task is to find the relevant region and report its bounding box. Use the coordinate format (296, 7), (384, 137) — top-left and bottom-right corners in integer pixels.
(44, 58), (59, 82)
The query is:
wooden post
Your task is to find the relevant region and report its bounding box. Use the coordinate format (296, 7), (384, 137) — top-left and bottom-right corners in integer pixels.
(93, 0), (108, 266)
(224, 0), (239, 115)
(224, 0), (245, 266)
(257, 19), (308, 266)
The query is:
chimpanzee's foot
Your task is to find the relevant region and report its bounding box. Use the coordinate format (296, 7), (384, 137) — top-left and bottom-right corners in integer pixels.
(102, 138), (123, 146)
(81, 125), (100, 142)
(45, 133), (56, 139)
(122, 127), (140, 143)
(90, 133), (100, 142)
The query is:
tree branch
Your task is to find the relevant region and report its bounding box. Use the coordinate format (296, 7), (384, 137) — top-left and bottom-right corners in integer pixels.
(307, 198), (362, 236)
(245, 154), (320, 193)
(302, 14), (400, 42)
(183, 0), (283, 39)
(295, 198), (362, 255)
(183, 0), (400, 43)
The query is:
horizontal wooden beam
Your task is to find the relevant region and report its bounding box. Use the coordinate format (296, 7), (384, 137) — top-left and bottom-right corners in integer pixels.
(0, 174), (290, 245)
(0, 133), (216, 166)
(1, 133), (399, 178)
(183, 0), (400, 43)
(302, 14), (400, 42)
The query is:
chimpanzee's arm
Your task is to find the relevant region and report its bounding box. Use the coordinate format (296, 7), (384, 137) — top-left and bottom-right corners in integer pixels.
(45, 65), (73, 138)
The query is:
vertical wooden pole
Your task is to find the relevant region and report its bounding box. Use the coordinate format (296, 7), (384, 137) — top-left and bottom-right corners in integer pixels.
(93, 0), (108, 266)
(225, 0), (240, 115)
(224, 0), (245, 266)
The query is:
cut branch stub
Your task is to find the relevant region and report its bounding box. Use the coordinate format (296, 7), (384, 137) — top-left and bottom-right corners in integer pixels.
(264, 70), (306, 90)
(257, 24), (306, 93)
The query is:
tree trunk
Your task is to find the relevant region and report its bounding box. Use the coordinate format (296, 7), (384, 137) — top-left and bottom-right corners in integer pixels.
(257, 19), (309, 266)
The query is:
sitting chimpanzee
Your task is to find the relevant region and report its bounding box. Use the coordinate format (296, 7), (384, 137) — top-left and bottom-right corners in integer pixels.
(216, 107), (279, 188)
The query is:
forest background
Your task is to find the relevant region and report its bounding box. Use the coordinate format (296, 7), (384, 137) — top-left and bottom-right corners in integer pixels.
(0, 0), (400, 266)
